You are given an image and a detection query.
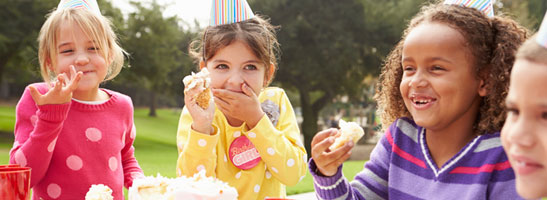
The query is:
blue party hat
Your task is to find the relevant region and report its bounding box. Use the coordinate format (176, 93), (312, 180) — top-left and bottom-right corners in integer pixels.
(57, 0), (101, 15)
(444, 0), (494, 17)
(209, 0), (255, 26)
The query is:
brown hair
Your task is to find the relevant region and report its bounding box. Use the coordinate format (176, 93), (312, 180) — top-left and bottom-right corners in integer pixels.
(38, 8), (126, 83)
(189, 15), (280, 86)
(374, 3), (529, 134)
(515, 35), (547, 65)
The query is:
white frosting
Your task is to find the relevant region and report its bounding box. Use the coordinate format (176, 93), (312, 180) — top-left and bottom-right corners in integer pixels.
(183, 68), (211, 91)
(329, 119), (365, 150)
(85, 184), (113, 200)
(128, 170), (238, 200)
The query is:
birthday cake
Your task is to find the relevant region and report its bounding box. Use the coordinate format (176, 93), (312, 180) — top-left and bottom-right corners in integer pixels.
(85, 184), (113, 200)
(183, 68), (212, 109)
(128, 170), (238, 200)
(329, 119), (365, 150)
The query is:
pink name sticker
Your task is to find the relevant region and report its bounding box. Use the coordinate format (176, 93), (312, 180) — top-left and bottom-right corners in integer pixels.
(229, 135), (261, 170)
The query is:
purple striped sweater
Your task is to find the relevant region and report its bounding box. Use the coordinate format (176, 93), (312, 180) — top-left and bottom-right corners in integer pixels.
(310, 117), (523, 200)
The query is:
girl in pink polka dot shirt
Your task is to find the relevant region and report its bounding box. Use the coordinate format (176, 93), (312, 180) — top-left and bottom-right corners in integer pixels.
(9, 0), (144, 199)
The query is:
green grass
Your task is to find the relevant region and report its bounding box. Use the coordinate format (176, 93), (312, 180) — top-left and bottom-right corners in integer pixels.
(0, 105), (367, 196)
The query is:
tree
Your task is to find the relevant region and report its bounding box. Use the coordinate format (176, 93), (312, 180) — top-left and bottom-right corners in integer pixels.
(252, 0), (425, 154)
(122, 1), (183, 116)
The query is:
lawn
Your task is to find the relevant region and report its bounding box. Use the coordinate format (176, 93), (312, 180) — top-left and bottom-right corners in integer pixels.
(0, 105), (366, 196)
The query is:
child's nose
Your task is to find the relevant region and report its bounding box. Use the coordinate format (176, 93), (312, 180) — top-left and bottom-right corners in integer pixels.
(74, 52), (90, 66)
(227, 72), (244, 86)
(505, 118), (535, 148)
(408, 72), (428, 88)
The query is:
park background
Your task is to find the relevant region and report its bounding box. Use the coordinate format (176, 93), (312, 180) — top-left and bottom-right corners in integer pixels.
(0, 0), (545, 196)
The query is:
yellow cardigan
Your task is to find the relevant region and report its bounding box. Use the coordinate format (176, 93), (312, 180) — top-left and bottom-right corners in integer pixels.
(176, 87), (307, 199)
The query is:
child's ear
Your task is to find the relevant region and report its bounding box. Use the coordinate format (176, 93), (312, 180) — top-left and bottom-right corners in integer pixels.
(478, 79), (488, 97)
(264, 63), (275, 86)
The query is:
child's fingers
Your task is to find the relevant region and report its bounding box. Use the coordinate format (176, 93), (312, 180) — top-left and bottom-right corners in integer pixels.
(212, 89), (236, 101)
(68, 72), (82, 91)
(213, 97), (230, 112)
(53, 76), (63, 92)
(311, 128), (338, 147)
(311, 136), (335, 158)
(324, 149), (352, 171)
(28, 86), (42, 103)
(323, 142), (354, 166)
(241, 83), (256, 98)
(69, 65), (77, 80)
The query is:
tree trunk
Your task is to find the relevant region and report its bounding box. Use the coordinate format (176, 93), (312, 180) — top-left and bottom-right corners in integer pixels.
(299, 89), (318, 157)
(148, 91), (157, 117)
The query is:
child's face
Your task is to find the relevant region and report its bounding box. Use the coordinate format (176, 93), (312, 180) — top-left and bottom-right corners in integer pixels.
(204, 40), (268, 94)
(55, 22), (107, 93)
(501, 59), (547, 199)
(400, 22), (485, 131)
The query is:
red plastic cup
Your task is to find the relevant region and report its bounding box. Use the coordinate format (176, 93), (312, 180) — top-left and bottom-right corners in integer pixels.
(0, 164), (21, 168)
(0, 167), (31, 200)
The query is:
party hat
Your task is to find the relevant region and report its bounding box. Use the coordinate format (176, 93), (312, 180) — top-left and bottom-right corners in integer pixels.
(536, 11), (547, 48)
(57, 0), (101, 15)
(209, 0), (255, 26)
(444, 0), (494, 18)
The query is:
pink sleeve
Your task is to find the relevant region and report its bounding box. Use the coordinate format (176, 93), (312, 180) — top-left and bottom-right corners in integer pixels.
(121, 102), (143, 188)
(9, 85), (70, 187)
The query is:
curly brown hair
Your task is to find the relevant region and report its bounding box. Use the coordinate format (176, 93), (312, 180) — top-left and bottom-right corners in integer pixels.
(189, 15), (280, 86)
(374, 3), (529, 134)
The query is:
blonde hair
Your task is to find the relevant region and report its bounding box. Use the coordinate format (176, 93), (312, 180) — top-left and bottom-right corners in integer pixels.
(38, 8), (125, 83)
(515, 35), (547, 65)
(189, 15), (280, 86)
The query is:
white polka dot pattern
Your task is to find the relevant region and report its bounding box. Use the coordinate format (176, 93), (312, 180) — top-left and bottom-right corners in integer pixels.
(233, 131), (241, 138)
(198, 139), (207, 147)
(15, 150), (27, 167)
(66, 155), (83, 171)
(85, 127), (102, 142)
(254, 185), (261, 193)
(267, 91), (275, 97)
(287, 159), (295, 167)
(47, 183), (61, 199)
(267, 147), (275, 155)
(48, 138), (57, 153)
(265, 171), (272, 179)
(224, 154), (227, 162)
(271, 167), (278, 173)
(235, 172), (241, 179)
(248, 132), (256, 138)
(109, 157), (118, 171)
(197, 165), (205, 172)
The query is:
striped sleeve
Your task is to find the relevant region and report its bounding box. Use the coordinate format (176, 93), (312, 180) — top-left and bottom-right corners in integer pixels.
(310, 126), (394, 200)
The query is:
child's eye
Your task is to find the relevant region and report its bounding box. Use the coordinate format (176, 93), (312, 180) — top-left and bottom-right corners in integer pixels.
(431, 65), (445, 71)
(88, 47), (99, 51)
(244, 64), (257, 70)
(403, 65), (415, 72)
(542, 112), (547, 120)
(215, 64), (229, 69)
(506, 108), (519, 117)
(60, 49), (73, 54)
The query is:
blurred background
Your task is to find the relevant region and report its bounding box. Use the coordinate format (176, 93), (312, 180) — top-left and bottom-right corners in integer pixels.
(0, 0), (545, 195)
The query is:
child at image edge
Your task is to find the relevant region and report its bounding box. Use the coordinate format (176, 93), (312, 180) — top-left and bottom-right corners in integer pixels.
(176, 0), (307, 199)
(309, 2), (529, 200)
(501, 11), (547, 200)
(9, 0), (144, 199)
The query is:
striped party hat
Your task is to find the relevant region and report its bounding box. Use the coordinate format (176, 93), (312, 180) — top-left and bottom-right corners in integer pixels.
(209, 0), (255, 26)
(536, 11), (547, 48)
(444, 0), (494, 18)
(57, 0), (101, 15)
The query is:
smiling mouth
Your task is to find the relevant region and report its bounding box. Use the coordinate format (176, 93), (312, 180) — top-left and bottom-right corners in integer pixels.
(409, 95), (437, 108)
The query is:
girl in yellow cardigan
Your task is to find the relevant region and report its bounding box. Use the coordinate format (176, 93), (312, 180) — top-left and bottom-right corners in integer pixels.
(176, 0), (307, 199)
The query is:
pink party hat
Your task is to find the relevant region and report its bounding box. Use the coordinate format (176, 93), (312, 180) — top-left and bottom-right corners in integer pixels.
(444, 0), (494, 17)
(57, 0), (101, 15)
(536, 11), (547, 48)
(209, 0), (255, 26)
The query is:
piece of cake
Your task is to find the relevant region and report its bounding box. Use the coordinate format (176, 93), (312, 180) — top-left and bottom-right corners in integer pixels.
(85, 184), (113, 200)
(183, 68), (211, 109)
(329, 119), (365, 150)
(128, 170), (238, 200)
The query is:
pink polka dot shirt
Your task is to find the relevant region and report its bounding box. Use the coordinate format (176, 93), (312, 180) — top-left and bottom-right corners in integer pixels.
(9, 83), (144, 200)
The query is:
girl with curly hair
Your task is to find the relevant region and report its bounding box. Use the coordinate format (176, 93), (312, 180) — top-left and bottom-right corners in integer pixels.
(501, 12), (547, 199)
(308, 2), (528, 199)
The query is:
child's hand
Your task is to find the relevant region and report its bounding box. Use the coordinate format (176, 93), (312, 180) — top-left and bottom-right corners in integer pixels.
(184, 81), (215, 134)
(29, 65), (82, 106)
(213, 83), (263, 129)
(311, 128), (354, 177)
